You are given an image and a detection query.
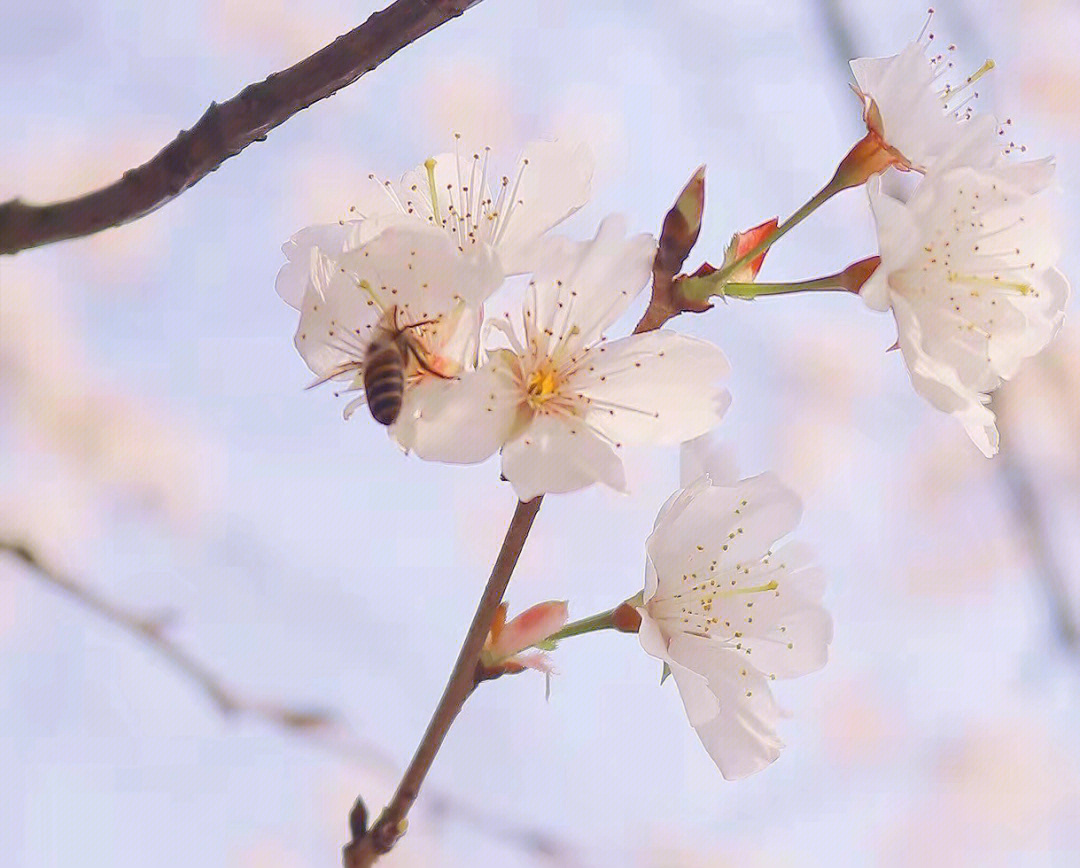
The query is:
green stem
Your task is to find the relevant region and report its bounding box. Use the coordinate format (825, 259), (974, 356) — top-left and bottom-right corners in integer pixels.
(707, 178), (843, 288)
(546, 608), (618, 642)
(723, 275), (851, 299)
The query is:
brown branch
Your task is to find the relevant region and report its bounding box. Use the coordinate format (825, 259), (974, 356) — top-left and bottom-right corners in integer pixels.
(993, 428), (1080, 655)
(1, 537), (575, 860)
(343, 169), (715, 865)
(344, 496), (543, 866)
(0, 538), (338, 735)
(0, 0), (483, 256)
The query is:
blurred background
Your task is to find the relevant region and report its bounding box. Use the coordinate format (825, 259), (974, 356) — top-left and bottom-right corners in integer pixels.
(3, 0), (1080, 865)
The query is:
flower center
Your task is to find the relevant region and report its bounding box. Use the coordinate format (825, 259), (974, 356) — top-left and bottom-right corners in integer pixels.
(526, 366), (560, 409)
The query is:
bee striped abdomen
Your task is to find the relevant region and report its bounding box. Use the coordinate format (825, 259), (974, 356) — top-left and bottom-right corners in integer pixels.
(363, 340), (406, 425)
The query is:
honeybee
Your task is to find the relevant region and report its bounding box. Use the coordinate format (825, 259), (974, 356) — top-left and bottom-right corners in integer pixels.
(311, 305), (448, 426)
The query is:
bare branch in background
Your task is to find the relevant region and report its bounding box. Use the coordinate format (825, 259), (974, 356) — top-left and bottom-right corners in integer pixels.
(815, 0), (858, 77)
(0, 538), (340, 733)
(993, 432), (1080, 656)
(0, 0), (483, 255)
(0, 537), (575, 863)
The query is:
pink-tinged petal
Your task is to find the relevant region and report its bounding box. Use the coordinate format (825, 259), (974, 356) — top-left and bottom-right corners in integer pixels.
(728, 217), (779, 283)
(488, 601), (569, 660)
(510, 651), (557, 674)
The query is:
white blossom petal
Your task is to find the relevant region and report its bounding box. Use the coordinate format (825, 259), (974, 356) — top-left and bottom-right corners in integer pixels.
(276, 222), (359, 310)
(867, 162), (1069, 456)
(850, 36), (999, 171)
(522, 215), (656, 360)
(679, 433), (740, 490)
(294, 224), (501, 381)
(393, 355), (524, 464)
(637, 472), (831, 779)
(669, 637), (783, 780)
(572, 331), (730, 445)
(501, 413), (627, 501)
(646, 473), (802, 589)
(494, 139), (593, 273)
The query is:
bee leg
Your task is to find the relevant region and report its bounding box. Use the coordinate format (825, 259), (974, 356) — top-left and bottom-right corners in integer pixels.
(407, 344), (454, 380)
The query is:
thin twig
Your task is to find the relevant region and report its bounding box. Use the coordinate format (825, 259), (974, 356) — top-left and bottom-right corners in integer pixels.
(0, 538), (340, 732)
(0, 537), (575, 860)
(0, 0), (483, 255)
(343, 171), (709, 865)
(993, 430), (1080, 655)
(345, 496), (544, 865)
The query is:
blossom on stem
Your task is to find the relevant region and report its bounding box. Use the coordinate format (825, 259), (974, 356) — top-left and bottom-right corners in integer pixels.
(862, 161), (1069, 456)
(416, 216), (731, 499)
(480, 600), (569, 676)
(275, 138), (592, 308)
(837, 14), (1012, 190)
(637, 472), (832, 779)
(292, 223), (502, 449)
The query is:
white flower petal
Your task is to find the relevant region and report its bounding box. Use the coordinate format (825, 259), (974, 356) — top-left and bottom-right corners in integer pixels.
(276, 222), (357, 310)
(523, 215), (656, 359)
(668, 634), (783, 780)
(500, 413), (626, 500)
(850, 40), (999, 171)
(573, 331), (730, 445)
(869, 161), (1069, 455)
(679, 433), (740, 489)
(646, 473), (802, 593)
(393, 357), (523, 464)
(495, 139), (594, 274)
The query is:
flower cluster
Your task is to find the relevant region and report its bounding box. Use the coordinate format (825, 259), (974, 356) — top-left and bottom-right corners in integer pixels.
(849, 14), (1068, 455)
(279, 139), (729, 501)
(276, 16), (1068, 789)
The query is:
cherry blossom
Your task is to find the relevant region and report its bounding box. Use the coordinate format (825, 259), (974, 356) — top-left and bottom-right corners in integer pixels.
(480, 601), (569, 676)
(275, 138), (591, 308)
(862, 161), (1069, 456)
(637, 472), (832, 779)
(412, 216), (731, 499)
(848, 15), (1001, 174)
(291, 223), (502, 448)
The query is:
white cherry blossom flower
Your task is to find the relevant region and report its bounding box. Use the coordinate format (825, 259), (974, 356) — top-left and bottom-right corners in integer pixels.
(849, 16), (1001, 173)
(292, 223), (502, 448)
(275, 138), (591, 308)
(863, 161), (1069, 456)
(412, 216), (731, 499)
(637, 472), (832, 780)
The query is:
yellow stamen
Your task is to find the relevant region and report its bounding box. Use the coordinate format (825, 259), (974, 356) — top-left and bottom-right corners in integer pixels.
(526, 367), (559, 408)
(424, 157), (442, 225)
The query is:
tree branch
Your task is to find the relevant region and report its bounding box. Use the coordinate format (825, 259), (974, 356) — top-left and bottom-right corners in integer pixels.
(342, 167), (715, 864)
(345, 495), (543, 866)
(0, 538), (337, 734)
(994, 445), (1080, 655)
(0, 0), (483, 256)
